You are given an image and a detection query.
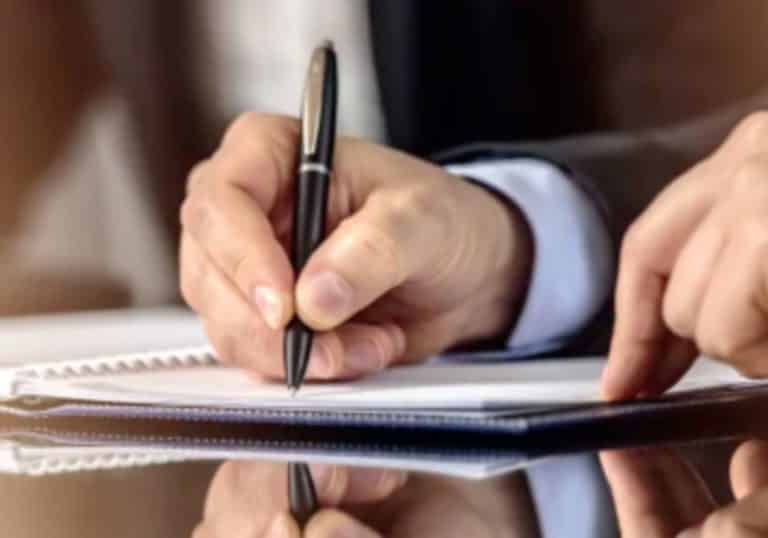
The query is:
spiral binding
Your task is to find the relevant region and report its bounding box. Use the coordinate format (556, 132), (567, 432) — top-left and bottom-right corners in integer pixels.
(19, 346), (217, 382)
(26, 450), (193, 476)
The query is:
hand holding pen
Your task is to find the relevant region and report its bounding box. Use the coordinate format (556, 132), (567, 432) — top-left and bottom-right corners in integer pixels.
(179, 53), (533, 389)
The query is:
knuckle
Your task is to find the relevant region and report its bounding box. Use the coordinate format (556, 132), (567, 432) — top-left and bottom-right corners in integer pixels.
(735, 215), (768, 251)
(620, 220), (652, 265)
(733, 157), (768, 193)
(733, 111), (768, 150)
(697, 327), (741, 361)
(222, 111), (265, 146)
(180, 193), (211, 236)
(353, 221), (404, 284)
(186, 159), (211, 194)
(392, 185), (442, 219)
(662, 297), (695, 339)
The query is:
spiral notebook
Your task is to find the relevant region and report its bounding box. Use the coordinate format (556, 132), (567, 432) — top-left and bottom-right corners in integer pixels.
(0, 308), (764, 429)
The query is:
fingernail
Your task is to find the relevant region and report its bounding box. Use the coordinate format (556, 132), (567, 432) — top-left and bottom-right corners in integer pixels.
(252, 287), (284, 330)
(345, 340), (383, 373)
(267, 512), (293, 538)
(303, 271), (353, 323)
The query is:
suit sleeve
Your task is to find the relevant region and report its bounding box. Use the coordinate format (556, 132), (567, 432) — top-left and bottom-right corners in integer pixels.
(444, 157), (614, 358)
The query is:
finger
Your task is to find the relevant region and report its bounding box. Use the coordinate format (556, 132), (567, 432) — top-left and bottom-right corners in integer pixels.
(215, 112), (300, 209)
(202, 461), (289, 537)
(296, 187), (447, 330)
(266, 512), (301, 538)
(204, 461), (289, 517)
(600, 448), (714, 538)
(604, 158), (721, 401)
(603, 263), (670, 400)
(180, 233), (257, 339)
(662, 204), (728, 340)
(310, 465), (408, 505)
(305, 509), (382, 538)
(299, 322), (405, 379)
(181, 235), (286, 378)
(683, 487), (768, 538)
(182, 159), (294, 330)
(731, 441), (768, 500)
(640, 336), (698, 397)
(695, 215), (768, 377)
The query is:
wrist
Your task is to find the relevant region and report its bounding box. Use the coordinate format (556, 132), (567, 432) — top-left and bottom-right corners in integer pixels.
(458, 178), (534, 343)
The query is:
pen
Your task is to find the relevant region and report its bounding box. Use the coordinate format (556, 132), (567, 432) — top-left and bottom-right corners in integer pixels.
(288, 462), (318, 527)
(284, 41), (338, 392)
(285, 41), (336, 529)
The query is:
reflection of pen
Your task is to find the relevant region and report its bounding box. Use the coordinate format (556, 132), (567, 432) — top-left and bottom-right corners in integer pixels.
(284, 40), (338, 393)
(288, 462), (318, 527)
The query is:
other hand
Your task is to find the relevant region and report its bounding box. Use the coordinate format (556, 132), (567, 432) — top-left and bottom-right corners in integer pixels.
(601, 440), (768, 537)
(604, 112), (768, 399)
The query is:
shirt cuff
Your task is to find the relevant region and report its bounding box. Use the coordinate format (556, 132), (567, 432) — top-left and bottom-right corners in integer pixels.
(444, 158), (614, 357)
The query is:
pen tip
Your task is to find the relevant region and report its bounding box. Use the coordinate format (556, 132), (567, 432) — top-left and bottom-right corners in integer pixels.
(290, 387), (299, 398)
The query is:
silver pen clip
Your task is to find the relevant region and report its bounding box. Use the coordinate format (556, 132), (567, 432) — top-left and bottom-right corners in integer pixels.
(301, 40), (333, 158)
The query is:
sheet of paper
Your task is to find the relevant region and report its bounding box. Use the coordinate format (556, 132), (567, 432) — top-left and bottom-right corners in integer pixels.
(0, 309), (760, 411)
(14, 355), (755, 411)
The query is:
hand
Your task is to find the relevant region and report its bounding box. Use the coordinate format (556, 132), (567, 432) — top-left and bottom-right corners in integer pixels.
(601, 440), (768, 537)
(604, 112), (768, 400)
(192, 460), (538, 538)
(180, 113), (532, 380)
(192, 461), (407, 538)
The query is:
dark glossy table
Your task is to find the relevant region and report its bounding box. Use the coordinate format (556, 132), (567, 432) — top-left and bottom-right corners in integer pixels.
(0, 412), (762, 538)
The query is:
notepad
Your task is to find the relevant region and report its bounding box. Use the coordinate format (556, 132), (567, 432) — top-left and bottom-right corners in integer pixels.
(0, 308), (760, 415)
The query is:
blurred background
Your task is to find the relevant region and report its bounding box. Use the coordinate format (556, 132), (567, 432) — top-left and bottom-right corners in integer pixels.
(3, 0), (768, 318)
(2, 1), (768, 536)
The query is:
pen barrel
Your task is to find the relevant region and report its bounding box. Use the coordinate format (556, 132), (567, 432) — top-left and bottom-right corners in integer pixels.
(291, 170), (331, 271)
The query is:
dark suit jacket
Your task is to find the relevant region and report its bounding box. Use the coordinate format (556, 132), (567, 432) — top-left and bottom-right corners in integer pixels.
(85, 0), (768, 351)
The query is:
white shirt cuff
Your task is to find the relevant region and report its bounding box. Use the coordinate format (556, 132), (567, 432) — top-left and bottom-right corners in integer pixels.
(444, 159), (614, 356)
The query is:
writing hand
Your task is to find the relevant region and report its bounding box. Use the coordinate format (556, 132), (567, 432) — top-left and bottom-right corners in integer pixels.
(180, 113), (532, 380)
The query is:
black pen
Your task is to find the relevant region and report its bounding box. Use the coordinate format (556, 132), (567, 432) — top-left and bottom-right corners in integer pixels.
(288, 462), (318, 527)
(284, 41), (338, 393)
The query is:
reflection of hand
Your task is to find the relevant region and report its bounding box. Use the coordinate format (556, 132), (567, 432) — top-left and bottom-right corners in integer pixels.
(180, 114), (532, 381)
(604, 113), (768, 400)
(601, 440), (768, 537)
(193, 461), (406, 537)
(193, 460), (538, 538)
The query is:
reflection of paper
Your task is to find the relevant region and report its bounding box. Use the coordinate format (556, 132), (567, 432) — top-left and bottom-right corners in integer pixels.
(0, 433), (534, 480)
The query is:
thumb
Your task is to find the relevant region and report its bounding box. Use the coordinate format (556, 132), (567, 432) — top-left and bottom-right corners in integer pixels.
(305, 509), (382, 538)
(295, 188), (443, 330)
